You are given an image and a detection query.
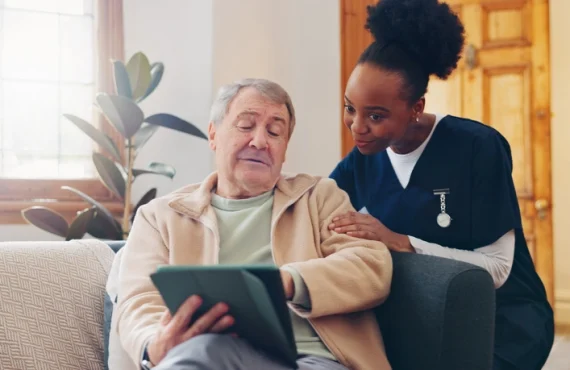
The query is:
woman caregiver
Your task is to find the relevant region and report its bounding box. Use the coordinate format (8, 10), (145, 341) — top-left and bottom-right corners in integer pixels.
(328, 0), (554, 369)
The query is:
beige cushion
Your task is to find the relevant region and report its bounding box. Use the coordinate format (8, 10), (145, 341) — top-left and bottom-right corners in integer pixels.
(0, 239), (114, 370)
(107, 248), (139, 370)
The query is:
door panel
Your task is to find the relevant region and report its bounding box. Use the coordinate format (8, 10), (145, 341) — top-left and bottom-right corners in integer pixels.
(457, 0), (553, 304)
(425, 74), (463, 117)
(425, 6), (465, 118)
(486, 67), (532, 198)
(340, 0), (377, 157)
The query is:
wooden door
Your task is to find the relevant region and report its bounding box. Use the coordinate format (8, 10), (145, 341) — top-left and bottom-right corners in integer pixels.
(340, 0), (554, 304)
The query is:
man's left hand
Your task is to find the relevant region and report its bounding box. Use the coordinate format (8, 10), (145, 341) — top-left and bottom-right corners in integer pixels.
(329, 211), (415, 253)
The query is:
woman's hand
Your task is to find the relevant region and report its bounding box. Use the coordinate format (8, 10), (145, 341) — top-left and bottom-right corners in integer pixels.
(147, 295), (235, 365)
(329, 211), (415, 253)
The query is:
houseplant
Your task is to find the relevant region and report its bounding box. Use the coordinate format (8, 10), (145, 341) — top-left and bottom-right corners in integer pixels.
(21, 52), (207, 240)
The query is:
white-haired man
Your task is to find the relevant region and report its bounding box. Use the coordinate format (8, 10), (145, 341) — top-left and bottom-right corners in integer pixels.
(109, 78), (393, 370)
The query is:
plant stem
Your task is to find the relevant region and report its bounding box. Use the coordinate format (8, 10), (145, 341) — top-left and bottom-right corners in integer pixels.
(122, 141), (135, 239)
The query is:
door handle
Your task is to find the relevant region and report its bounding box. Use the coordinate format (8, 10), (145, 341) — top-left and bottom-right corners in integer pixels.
(465, 44), (477, 70)
(535, 199), (549, 220)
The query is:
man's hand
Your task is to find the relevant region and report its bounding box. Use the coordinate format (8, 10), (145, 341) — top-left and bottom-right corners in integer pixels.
(147, 295), (234, 365)
(329, 211), (415, 253)
(280, 270), (295, 300)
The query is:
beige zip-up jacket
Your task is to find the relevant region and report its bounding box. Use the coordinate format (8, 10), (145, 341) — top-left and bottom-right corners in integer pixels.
(112, 172), (393, 370)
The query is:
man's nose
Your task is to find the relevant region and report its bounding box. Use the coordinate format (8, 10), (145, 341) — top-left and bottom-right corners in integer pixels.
(249, 128), (268, 149)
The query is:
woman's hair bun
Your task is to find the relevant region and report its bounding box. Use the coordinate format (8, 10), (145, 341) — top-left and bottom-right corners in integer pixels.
(365, 0), (465, 79)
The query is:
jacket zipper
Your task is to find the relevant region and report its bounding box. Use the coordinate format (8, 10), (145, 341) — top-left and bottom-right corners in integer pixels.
(269, 198), (296, 266)
(169, 204), (221, 264)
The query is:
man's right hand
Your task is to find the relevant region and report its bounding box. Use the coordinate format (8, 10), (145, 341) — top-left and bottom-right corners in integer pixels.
(147, 295), (235, 365)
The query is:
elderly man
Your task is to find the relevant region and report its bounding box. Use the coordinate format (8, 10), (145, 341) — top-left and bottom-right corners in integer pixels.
(110, 78), (393, 370)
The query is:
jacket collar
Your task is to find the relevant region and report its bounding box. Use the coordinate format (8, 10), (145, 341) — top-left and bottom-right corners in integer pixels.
(167, 171), (319, 219)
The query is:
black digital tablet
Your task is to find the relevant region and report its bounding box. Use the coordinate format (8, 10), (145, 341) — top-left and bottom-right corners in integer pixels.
(150, 264), (298, 368)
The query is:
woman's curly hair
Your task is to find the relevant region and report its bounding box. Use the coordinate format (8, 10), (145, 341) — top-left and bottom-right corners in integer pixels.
(358, 0), (466, 102)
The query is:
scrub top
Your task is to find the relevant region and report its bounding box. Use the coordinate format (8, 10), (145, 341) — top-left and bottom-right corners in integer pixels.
(330, 115), (554, 368)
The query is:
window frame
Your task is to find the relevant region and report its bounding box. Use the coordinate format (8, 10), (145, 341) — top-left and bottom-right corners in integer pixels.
(0, 0), (126, 225)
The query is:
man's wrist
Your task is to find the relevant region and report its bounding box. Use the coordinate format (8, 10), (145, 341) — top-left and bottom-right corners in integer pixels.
(280, 270), (295, 299)
(285, 274), (295, 299)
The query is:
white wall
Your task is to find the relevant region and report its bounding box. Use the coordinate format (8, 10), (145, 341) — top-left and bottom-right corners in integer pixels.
(212, 0), (341, 176)
(124, 0), (214, 203)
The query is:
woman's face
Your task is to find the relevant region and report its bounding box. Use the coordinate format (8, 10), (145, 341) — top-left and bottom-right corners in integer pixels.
(343, 63), (423, 155)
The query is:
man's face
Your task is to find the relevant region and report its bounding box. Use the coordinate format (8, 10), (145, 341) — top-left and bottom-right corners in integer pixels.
(208, 87), (290, 198)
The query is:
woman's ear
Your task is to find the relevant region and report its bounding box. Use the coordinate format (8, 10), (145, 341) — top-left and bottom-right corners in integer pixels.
(208, 122), (216, 150)
(413, 97), (426, 117)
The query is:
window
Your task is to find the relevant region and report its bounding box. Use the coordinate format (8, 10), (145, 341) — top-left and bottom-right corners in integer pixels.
(0, 0), (97, 178)
(0, 0), (124, 224)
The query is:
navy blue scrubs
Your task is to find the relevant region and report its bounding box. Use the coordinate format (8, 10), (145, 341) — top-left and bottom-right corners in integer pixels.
(330, 115), (554, 370)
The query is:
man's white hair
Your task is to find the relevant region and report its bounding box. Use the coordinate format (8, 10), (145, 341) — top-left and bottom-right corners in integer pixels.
(209, 78), (296, 138)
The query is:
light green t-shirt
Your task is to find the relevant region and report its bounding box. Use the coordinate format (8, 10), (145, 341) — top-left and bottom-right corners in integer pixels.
(211, 190), (335, 361)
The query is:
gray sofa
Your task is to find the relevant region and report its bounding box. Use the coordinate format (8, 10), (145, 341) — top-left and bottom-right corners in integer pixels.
(104, 240), (496, 370)
(376, 251), (495, 370)
(0, 239), (495, 370)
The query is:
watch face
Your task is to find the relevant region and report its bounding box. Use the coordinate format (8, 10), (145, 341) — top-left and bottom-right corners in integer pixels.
(437, 212), (451, 228)
(141, 346), (153, 369)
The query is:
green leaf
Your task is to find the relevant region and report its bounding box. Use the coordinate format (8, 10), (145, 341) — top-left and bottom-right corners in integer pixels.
(115, 161), (128, 180)
(93, 152), (126, 199)
(133, 123), (159, 151)
(144, 113), (207, 140)
(131, 188), (157, 224)
(60, 186), (122, 234)
(138, 62), (164, 103)
(126, 52), (151, 100)
(66, 207), (97, 241)
(133, 162), (176, 179)
(112, 60), (133, 99)
(21, 206), (68, 237)
(87, 211), (124, 240)
(63, 114), (122, 162)
(96, 93), (145, 138)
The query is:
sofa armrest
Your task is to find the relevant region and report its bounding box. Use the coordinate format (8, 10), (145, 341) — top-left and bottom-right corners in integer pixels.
(375, 252), (495, 370)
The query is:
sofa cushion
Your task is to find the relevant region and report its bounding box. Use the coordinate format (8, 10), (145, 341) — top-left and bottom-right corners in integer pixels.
(0, 239), (114, 370)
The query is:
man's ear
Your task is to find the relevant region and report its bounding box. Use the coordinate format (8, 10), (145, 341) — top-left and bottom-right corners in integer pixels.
(208, 121), (216, 150)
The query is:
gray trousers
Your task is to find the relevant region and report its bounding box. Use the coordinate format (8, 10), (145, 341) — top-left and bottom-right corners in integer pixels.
(154, 334), (349, 370)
